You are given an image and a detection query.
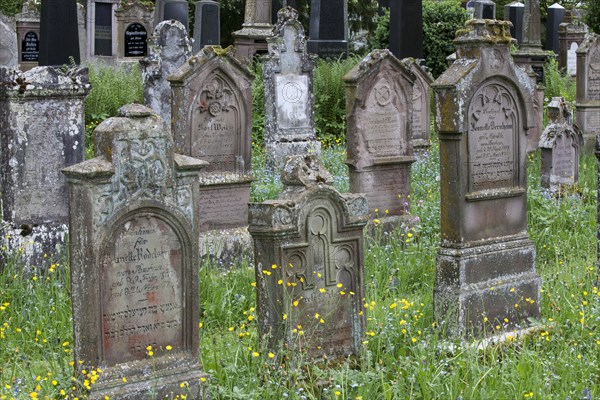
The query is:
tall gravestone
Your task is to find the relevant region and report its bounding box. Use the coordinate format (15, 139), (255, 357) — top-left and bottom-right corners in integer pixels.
(39, 0), (80, 65)
(539, 97), (582, 192)
(576, 33), (600, 150)
(140, 20), (192, 126)
(473, 0), (496, 19)
(15, 1), (40, 71)
(307, 0), (349, 59)
(86, 0), (120, 60)
(0, 13), (18, 69)
(432, 20), (541, 337)
(163, 0), (189, 31)
(558, 10), (588, 76)
(0, 66), (89, 266)
(233, 0), (274, 61)
(115, 0), (153, 61)
(170, 46), (254, 264)
(409, 60), (434, 150)
(63, 104), (209, 399)
(263, 7), (321, 172)
(504, 1), (524, 44)
(344, 50), (416, 231)
(513, 0), (548, 84)
(193, 0), (221, 54)
(77, 3), (87, 63)
(248, 155), (368, 357)
(389, 0), (423, 60)
(545, 3), (565, 54)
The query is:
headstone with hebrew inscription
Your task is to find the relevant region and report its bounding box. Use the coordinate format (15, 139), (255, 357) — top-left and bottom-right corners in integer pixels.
(115, 0), (153, 60)
(63, 104), (209, 399)
(344, 50), (416, 232)
(576, 33), (600, 150)
(0, 66), (89, 267)
(539, 97), (582, 192)
(432, 19), (541, 337)
(170, 45), (254, 264)
(263, 7), (321, 172)
(249, 155), (368, 357)
(140, 20), (192, 125)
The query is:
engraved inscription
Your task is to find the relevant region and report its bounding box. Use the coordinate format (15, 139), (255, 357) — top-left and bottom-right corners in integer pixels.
(552, 135), (575, 183)
(588, 47), (600, 100)
(364, 79), (406, 157)
(198, 186), (250, 231)
(412, 80), (425, 141)
(585, 110), (600, 128)
(468, 84), (518, 192)
(276, 74), (309, 130)
(101, 215), (183, 366)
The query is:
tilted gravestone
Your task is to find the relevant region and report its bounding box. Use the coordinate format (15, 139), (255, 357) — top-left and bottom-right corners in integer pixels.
(115, 0), (153, 60)
(140, 20), (192, 125)
(193, 0), (220, 54)
(539, 97), (582, 192)
(248, 155), (368, 357)
(263, 7), (321, 172)
(62, 104), (209, 399)
(408, 59), (434, 150)
(0, 13), (18, 69)
(0, 66), (89, 266)
(432, 20), (541, 337)
(307, 0), (349, 59)
(344, 50), (416, 232)
(576, 33), (600, 150)
(170, 45), (254, 264)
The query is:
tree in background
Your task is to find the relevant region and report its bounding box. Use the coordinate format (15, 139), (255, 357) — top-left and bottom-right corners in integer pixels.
(583, 0), (600, 33)
(0, 0), (24, 16)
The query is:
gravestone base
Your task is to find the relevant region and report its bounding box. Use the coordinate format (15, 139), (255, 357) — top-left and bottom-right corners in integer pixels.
(233, 28), (272, 61)
(88, 356), (209, 400)
(435, 236), (541, 337)
(265, 140), (322, 173)
(199, 227), (253, 267)
(0, 223), (67, 267)
(307, 40), (349, 59)
(575, 104), (600, 151)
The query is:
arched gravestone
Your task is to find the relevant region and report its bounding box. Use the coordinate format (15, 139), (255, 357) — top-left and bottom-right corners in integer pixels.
(249, 155), (368, 357)
(63, 104), (209, 399)
(576, 33), (600, 150)
(432, 20), (541, 338)
(115, 0), (153, 60)
(21, 31), (39, 62)
(124, 22), (148, 57)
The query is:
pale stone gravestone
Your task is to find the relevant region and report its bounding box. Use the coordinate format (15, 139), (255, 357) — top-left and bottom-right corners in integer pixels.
(307, 0), (349, 59)
(0, 13), (18, 68)
(545, 3), (565, 54)
(248, 155), (368, 357)
(15, 1), (40, 71)
(140, 20), (192, 126)
(170, 45), (254, 263)
(504, 1), (524, 44)
(193, 0), (220, 54)
(0, 66), (89, 266)
(115, 0), (153, 60)
(62, 104), (209, 399)
(263, 7), (321, 172)
(539, 97), (583, 191)
(344, 50), (416, 231)
(576, 33), (600, 150)
(409, 59), (434, 150)
(39, 0), (80, 65)
(432, 20), (541, 337)
(389, 0), (423, 59)
(233, 0), (274, 61)
(558, 10), (588, 76)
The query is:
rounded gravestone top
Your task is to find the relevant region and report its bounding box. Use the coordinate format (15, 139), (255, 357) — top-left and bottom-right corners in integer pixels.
(118, 103), (154, 118)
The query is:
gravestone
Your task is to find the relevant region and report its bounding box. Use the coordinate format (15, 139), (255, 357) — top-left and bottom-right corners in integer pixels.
(0, 66), (89, 266)
(193, 0), (220, 54)
(545, 3), (565, 54)
(0, 13), (18, 69)
(539, 97), (582, 191)
(273, 0), (298, 22)
(15, 1), (40, 71)
(63, 104), (209, 399)
(39, 0), (80, 65)
(558, 10), (588, 76)
(473, 0), (496, 19)
(409, 60), (434, 150)
(389, 0), (423, 60)
(575, 33), (600, 150)
(163, 0), (189, 31)
(513, 0), (548, 84)
(263, 7), (321, 172)
(248, 155), (368, 357)
(233, 0), (274, 61)
(307, 0), (349, 59)
(86, 0), (120, 60)
(432, 20), (541, 337)
(504, 1), (524, 44)
(115, 0), (153, 60)
(77, 3), (87, 63)
(140, 20), (192, 126)
(170, 45), (254, 264)
(344, 50), (416, 232)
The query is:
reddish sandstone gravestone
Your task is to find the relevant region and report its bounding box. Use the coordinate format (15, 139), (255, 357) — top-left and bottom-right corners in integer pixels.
(63, 104), (209, 399)
(576, 32), (600, 151)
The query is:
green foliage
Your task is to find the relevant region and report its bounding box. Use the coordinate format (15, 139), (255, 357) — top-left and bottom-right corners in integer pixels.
(250, 61), (265, 145)
(583, 0), (600, 33)
(0, 0), (23, 16)
(544, 58), (576, 107)
(368, 8), (390, 50)
(218, 0), (245, 47)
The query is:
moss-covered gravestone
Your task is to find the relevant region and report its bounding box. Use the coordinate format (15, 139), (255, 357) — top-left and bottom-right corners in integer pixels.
(432, 20), (541, 337)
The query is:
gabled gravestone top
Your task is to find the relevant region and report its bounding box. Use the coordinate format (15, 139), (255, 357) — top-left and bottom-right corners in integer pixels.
(576, 33), (600, 150)
(432, 19), (541, 337)
(63, 104), (209, 399)
(248, 155), (368, 358)
(539, 97), (582, 191)
(263, 7), (321, 172)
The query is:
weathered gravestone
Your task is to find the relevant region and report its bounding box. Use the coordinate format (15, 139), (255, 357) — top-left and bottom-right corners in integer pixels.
(409, 59), (434, 150)
(263, 7), (321, 172)
(170, 45), (254, 264)
(545, 3), (565, 54)
(193, 0), (220, 54)
(539, 97), (583, 192)
(62, 104), (209, 399)
(344, 50), (416, 232)
(39, 0), (80, 66)
(0, 66), (89, 266)
(576, 33), (600, 150)
(15, 1), (40, 71)
(140, 20), (192, 125)
(248, 155), (368, 357)
(115, 0), (153, 60)
(432, 20), (541, 337)
(307, 0), (349, 59)
(558, 10), (588, 76)
(233, 0), (274, 61)
(0, 13), (18, 69)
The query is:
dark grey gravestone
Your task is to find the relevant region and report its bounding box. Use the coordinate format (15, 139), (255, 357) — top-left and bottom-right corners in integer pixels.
(307, 0), (349, 58)
(389, 0), (423, 59)
(124, 23), (148, 57)
(504, 1), (524, 44)
(546, 3), (565, 54)
(164, 0), (189, 31)
(193, 0), (220, 53)
(94, 1), (114, 57)
(474, 0), (496, 19)
(39, 0), (80, 65)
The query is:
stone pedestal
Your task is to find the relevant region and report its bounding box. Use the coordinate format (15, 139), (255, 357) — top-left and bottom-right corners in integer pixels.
(575, 33), (600, 151)
(432, 20), (541, 338)
(558, 11), (588, 76)
(0, 67), (89, 267)
(115, 0), (153, 62)
(233, 0), (273, 61)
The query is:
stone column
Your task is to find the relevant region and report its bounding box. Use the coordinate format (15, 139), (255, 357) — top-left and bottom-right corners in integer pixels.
(233, 0), (274, 61)
(504, 1), (524, 44)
